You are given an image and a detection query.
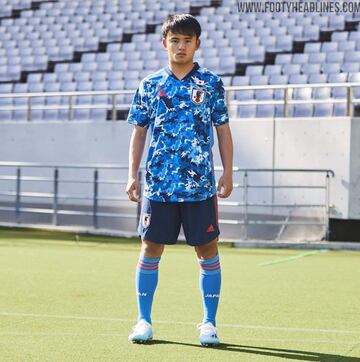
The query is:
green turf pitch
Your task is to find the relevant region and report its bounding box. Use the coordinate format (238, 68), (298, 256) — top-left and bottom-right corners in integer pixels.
(0, 228), (359, 361)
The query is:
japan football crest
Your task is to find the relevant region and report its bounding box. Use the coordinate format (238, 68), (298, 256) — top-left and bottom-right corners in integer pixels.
(142, 213), (151, 228)
(191, 88), (206, 104)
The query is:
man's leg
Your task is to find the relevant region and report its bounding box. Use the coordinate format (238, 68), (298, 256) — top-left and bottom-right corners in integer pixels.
(136, 239), (164, 324)
(130, 198), (180, 342)
(195, 238), (221, 327)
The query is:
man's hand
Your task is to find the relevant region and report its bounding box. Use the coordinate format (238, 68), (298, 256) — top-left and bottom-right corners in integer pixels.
(126, 177), (141, 202)
(217, 173), (233, 198)
(216, 124), (233, 199)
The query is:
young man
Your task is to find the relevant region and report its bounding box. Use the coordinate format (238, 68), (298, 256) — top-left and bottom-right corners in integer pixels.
(126, 14), (233, 346)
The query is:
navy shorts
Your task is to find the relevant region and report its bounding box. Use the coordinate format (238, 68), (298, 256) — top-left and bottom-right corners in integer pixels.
(138, 195), (220, 246)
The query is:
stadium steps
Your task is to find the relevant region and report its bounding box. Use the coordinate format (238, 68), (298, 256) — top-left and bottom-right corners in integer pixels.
(0, 0), (58, 22)
(237, 18), (360, 76)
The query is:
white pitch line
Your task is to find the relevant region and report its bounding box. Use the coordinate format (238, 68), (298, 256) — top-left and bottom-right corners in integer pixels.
(0, 312), (359, 335)
(0, 332), (357, 346)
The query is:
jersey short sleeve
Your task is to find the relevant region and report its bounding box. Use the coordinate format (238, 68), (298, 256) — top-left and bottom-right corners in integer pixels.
(127, 80), (150, 128)
(211, 78), (229, 127)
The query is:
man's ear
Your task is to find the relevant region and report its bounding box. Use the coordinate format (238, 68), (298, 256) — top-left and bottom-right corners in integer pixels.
(196, 38), (201, 50)
(162, 38), (167, 49)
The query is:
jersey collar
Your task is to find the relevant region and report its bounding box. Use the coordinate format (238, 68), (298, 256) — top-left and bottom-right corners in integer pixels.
(165, 62), (200, 81)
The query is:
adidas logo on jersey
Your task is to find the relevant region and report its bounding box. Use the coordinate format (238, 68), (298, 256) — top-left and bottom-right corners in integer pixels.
(205, 294), (220, 298)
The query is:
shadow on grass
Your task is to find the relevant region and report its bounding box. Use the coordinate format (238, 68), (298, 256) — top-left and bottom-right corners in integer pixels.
(144, 340), (358, 361)
(0, 226), (139, 245)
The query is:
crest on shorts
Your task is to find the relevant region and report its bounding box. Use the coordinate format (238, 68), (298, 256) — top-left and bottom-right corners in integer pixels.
(142, 213), (151, 228)
(191, 88), (206, 104)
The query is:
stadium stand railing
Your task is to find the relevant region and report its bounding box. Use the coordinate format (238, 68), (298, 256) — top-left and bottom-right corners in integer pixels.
(0, 162), (334, 240)
(0, 82), (359, 121)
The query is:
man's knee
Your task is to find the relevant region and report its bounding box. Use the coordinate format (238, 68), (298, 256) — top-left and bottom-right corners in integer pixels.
(141, 239), (164, 258)
(195, 238), (218, 259)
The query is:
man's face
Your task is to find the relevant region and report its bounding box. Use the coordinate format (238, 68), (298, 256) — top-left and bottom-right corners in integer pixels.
(163, 31), (200, 65)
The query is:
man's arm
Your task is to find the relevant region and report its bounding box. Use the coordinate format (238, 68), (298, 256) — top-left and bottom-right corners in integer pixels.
(126, 125), (147, 202)
(215, 123), (233, 198)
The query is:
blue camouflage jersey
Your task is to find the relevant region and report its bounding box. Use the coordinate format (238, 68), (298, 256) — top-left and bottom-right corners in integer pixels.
(127, 62), (229, 202)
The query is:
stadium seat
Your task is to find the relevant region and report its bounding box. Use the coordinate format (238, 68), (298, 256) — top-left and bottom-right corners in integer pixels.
(329, 73), (348, 99)
(255, 89), (273, 100)
(333, 103), (347, 116)
(248, 46), (265, 62)
(0, 84), (13, 108)
(342, 62), (360, 73)
(304, 43), (321, 53)
(264, 65), (282, 76)
(282, 64), (301, 75)
(321, 63), (341, 74)
(314, 103), (334, 117)
(256, 105), (275, 117)
(276, 35), (293, 51)
(326, 51), (344, 63)
(308, 52), (326, 63)
(292, 54), (309, 64)
(321, 42), (338, 52)
(245, 66), (263, 76)
(301, 63), (321, 74)
(332, 32), (348, 42)
(289, 74), (308, 84)
(238, 105), (256, 118)
(275, 54), (292, 65)
(232, 76), (250, 86)
(293, 85), (312, 101)
(294, 104), (313, 117)
(338, 41), (356, 52)
(308, 73), (326, 83)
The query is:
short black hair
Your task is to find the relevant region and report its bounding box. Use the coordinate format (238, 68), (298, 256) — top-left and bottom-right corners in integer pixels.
(161, 14), (201, 39)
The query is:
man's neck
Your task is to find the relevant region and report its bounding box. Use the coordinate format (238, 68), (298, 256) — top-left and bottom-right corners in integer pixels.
(169, 61), (195, 80)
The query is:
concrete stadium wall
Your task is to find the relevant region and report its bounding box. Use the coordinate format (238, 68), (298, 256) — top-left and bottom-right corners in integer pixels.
(0, 117), (357, 220)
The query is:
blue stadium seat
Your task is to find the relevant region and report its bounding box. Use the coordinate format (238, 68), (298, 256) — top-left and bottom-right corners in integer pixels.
(308, 52), (326, 63)
(282, 64), (301, 75)
(0, 84), (13, 110)
(256, 105), (275, 117)
(308, 74), (327, 84)
(292, 54), (309, 64)
(289, 74), (308, 84)
(342, 62), (360, 73)
(238, 105), (256, 118)
(264, 65), (282, 76)
(294, 104), (313, 117)
(304, 42), (321, 53)
(313, 86), (331, 99)
(321, 63), (341, 74)
(314, 104), (333, 117)
(245, 66), (263, 76)
(232, 76), (250, 86)
(326, 51), (344, 63)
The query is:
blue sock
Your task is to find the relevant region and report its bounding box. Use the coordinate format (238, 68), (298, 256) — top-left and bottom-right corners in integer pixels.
(135, 255), (160, 325)
(198, 254), (221, 327)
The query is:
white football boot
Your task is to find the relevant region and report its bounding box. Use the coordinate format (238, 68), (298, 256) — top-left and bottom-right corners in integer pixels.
(198, 322), (220, 347)
(128, 319), (153, 343)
